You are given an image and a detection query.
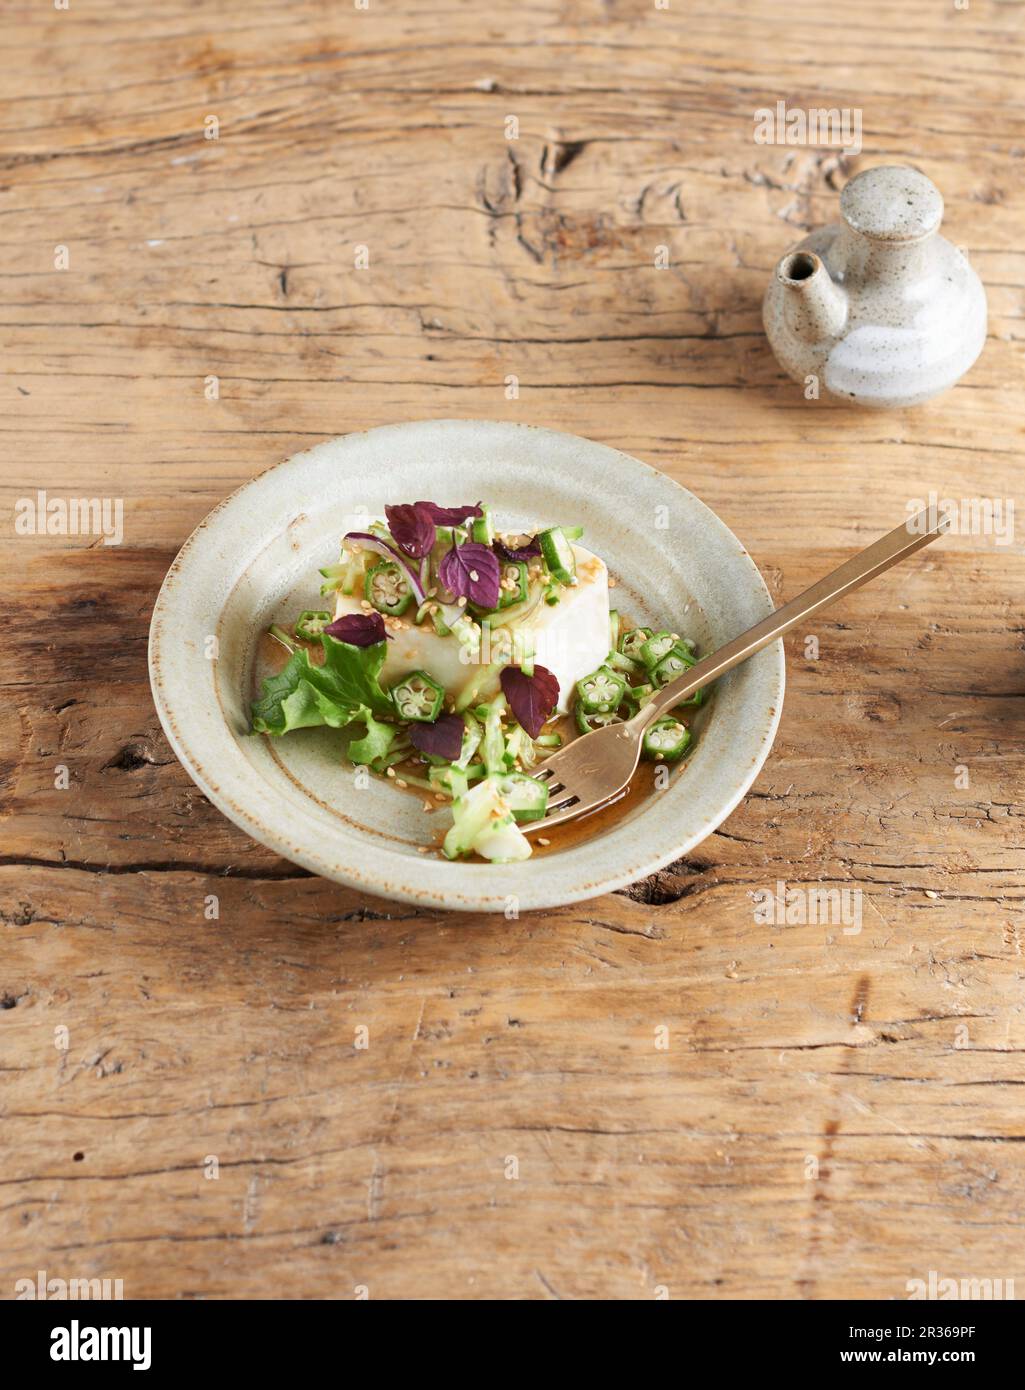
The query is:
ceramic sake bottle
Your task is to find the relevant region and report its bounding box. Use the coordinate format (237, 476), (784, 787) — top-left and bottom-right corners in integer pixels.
(763, 165), (987, 407)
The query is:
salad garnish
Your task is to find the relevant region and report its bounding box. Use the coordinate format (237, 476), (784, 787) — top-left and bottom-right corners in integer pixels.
(494, 535), (542, 563)
(250, 500), (700, 861)
(408, 712), (465, 761)
(384, 503), (436, 559)
(323, 611), (390, 645)
(438, 540), (501, 609)
(499, 664), (559, 739)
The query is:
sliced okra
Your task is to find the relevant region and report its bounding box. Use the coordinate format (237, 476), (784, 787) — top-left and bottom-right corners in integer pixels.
(575, 664), (628, 714)
(391, 670), (445, 722)
(639, 630), (679, 669)
(575, 703), (622, 736)
(619, 625), (653, 662)
(651, 643), (697, 688)
(642, 718), (691, 763)
(497, 560), (529, 609)
(294, 609), (331, 642)
(366, 560), (412, 616)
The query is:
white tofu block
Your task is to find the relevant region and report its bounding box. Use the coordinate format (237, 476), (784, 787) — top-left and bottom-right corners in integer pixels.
(334, 543), (609, 713)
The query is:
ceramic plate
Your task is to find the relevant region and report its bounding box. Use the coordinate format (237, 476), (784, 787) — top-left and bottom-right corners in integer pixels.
(148, 420), (784, 911)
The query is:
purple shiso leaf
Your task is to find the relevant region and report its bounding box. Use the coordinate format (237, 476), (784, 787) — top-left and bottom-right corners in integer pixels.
(438, 541), (501, 609)
(500, 664), (560, 739)
(385, 503), (435, 559)
(343, 531), (425, 603)
(494, 535), (542, 563)
(409, 712), (464, 761)
(415, 501), (483, 526)
(323, 611), (390, 646)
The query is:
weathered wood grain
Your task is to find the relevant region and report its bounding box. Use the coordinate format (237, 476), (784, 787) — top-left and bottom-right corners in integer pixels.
(1, 0), (1024, 1300)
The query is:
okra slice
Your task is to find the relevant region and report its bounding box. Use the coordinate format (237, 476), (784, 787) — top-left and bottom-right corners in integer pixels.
(619, 625), (653, 662)
(639, 630), (679, 669)
(294, 609), (331, 642)
(575, 703), (622, 736)
(674, 685), (705, 710)
(642, 718), (691, 763)
(539, 526), (577, 585)
(497, 560), (529, 609)
(575, 664), (628, 714)
(391, 670), (445, 722)
(494, 772), (549, 822)
(606, 649), (640, 675)
(366, 560), (412, 616)
(651, 643), (697, 688)
(622, 681), (655, 709)
(608, 610), (621, 651)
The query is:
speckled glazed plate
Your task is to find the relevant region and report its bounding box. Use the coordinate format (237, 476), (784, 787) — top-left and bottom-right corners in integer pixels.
(148, 420), (784, 912)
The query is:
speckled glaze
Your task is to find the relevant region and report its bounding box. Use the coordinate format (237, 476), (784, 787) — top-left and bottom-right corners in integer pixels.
(148, 420), (784, 913)
(763, 165), (987, 408)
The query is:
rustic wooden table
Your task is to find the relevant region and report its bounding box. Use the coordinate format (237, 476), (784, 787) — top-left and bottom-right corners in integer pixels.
(2, 0), (1023, 1302)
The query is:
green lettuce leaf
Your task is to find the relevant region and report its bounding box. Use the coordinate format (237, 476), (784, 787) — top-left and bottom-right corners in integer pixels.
(251, 635), (392, 736)
(348, 707), (398, 765)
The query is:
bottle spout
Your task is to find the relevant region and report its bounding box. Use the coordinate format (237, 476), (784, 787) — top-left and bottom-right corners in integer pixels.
(776, 250), (847, 342)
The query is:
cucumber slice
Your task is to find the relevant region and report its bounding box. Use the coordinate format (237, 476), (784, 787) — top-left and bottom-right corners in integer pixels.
(471, 507), (496, 546)
(442, 777), (532, 862)
(494, 772), (549, 822)
(482, 700), (514, 774)
(539, 527), (577, 585)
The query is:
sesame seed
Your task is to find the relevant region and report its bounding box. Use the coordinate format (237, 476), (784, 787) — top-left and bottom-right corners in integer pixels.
(537, 836), (550, 846)
(396, 778), (408, 789)
(417, 846), (429, 854)
(386, 766), (396, 778)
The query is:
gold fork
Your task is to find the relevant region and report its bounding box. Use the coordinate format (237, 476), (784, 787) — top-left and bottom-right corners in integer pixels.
(526, 508), (950, 834)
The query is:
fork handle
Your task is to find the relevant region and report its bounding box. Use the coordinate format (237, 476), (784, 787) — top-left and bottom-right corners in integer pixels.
(633, 508), (950, 728)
